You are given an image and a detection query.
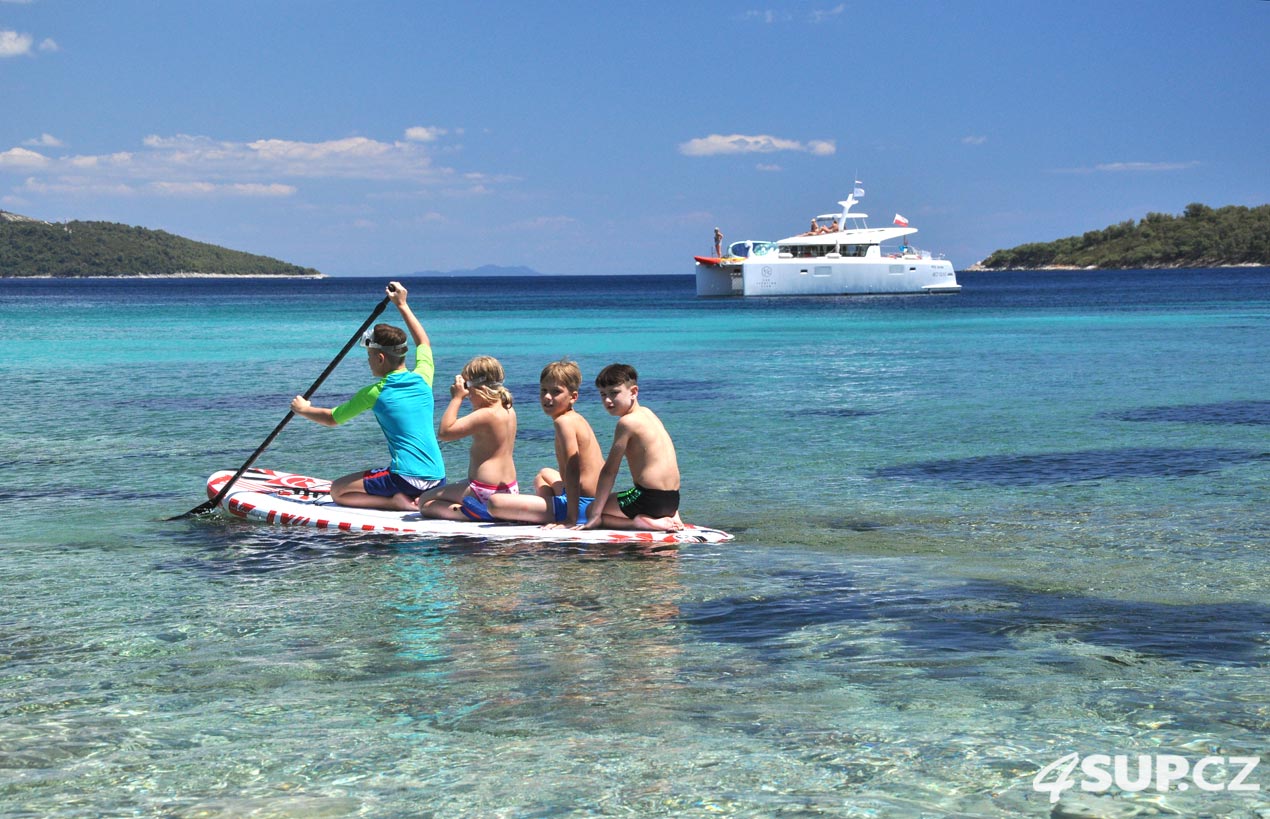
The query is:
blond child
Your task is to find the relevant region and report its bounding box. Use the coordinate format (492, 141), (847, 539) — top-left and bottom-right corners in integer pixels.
(468, 360), (603, 527)
(417, 355), (518, 520)
(578, 363), (684, 532)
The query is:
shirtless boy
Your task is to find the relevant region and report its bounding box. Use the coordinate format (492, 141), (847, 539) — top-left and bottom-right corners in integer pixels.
(471, 359), (603, 527)
(578, 363), (684, 532)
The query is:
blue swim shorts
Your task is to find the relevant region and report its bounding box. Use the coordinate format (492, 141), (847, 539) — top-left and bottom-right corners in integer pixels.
(552, 494), (594, 525)
(362, 467), (444, 500)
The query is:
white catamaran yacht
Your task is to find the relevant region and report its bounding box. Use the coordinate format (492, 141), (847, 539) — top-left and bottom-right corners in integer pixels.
(695, 190), (960, 297)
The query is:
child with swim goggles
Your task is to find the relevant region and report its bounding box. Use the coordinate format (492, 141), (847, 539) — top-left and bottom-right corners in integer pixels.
(290, 282), (445, 511)
(416, 355), (520, 520)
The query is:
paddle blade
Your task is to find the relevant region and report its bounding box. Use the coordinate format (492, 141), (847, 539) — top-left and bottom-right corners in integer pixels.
(167, 499), (219, 520)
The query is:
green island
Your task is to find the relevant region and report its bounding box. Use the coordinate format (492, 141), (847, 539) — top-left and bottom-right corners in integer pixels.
(975, 203), (1270, 270)
(0, 211), (321, 278)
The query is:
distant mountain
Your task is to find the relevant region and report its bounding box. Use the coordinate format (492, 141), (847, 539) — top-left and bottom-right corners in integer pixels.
(0, 211), (322, 278)
(412, 264), (544, 277)
(974, 203), (1270, 270)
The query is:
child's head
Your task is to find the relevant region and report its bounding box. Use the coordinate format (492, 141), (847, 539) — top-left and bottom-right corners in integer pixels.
(539, 359), (582, 417)
(463, 355), (513, 408)
(540, 359), (582, 393)
(595, 363), (637, 390)
(595, 363), (639, 415)
(363, 324), (408, 370)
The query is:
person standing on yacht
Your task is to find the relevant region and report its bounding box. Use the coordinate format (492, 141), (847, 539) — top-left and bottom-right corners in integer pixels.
(713, 227), (723, 257)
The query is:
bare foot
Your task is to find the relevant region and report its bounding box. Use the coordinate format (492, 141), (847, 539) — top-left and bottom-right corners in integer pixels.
(391, 493), (419, 512)
(634, 514), (684, 532)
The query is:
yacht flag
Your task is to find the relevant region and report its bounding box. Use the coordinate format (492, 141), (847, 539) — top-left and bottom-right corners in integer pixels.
(853, 181), (865, 198)
(893, 213), (909, 227)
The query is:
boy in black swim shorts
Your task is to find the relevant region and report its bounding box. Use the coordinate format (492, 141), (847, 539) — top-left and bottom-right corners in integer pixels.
(616, 484), (680, 520)
(577, 363), (685, 533)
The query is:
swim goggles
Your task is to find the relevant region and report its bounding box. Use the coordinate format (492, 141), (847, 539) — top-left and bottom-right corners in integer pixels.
(360, 328), (408, 356)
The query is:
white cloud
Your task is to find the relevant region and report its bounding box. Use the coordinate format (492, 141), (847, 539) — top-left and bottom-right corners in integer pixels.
(961, 135), (988, 146)
(67, 152), (133, 169)
(1051, 160), (1201, 175)
(0, 29), (33, 57)
(739, 9), (789, 23)
(405, 126), (447, 142)
(38, 38), (58, 52)
(21, 176), (137, 196)
(809, 4), (846, 23)
(741, 5), (845, 24)
(756, 163), (783, 172)
(24, 133), (64, 148)
(512, 215), (579, 231)
(680, 133), (836, 157)
(133, 133), (440, 180)
(1095, 161), (1200, 173)
(0, 147), (49, 168)
(1, 129), (471, 201)
(148, 181), (297, 197)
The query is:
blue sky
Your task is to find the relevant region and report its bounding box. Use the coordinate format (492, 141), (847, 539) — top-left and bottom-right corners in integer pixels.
(2, 0), (1267, 276)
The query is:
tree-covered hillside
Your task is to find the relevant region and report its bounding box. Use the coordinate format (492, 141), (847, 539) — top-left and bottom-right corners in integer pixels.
(0, 214), (321, 277)
(978, 203), (1270, 269)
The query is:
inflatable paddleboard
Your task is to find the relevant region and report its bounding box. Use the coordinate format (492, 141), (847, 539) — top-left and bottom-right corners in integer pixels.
(205, 468), (734, 545)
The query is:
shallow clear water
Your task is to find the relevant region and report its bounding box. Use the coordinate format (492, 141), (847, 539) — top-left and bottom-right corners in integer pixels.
(0, 270), (1266, 817)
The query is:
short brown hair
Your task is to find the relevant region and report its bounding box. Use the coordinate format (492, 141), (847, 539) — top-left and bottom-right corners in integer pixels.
(595, 363), (638, 389)
(371, 324), (407, 365)
(540, 359), (582, 392)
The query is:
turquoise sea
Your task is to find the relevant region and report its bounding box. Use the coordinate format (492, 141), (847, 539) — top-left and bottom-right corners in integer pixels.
(0, 270), (1266, 818)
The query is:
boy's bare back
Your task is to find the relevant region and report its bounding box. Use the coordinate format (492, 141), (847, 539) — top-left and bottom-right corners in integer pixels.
(614, 405), (679, 492)
(554, 409), (603, 496)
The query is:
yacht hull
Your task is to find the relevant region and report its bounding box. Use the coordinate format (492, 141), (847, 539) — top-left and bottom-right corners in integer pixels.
(695, 257), (961, 296)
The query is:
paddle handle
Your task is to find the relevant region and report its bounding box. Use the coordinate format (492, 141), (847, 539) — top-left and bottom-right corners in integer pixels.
(172, 294), (392, 519)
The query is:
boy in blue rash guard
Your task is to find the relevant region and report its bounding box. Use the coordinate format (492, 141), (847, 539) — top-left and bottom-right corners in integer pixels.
(290, 281), (445, 511)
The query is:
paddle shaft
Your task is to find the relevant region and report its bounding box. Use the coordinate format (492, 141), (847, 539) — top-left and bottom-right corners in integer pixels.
(172, 294), (392, 519)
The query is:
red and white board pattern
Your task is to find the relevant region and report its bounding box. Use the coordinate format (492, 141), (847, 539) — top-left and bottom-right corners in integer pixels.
(206, 468), (734, 545)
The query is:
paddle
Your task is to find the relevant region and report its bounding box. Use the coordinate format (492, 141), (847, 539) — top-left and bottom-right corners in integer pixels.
(170, 291), (393, 520)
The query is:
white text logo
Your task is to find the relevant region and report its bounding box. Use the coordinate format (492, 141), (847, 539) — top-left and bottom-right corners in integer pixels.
(1033, 752), (1261, 804)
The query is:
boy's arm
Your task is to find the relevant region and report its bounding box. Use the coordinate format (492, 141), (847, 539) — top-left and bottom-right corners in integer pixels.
(578, 422), (630, 529)
(555, 419), (584, 526)
(290, 396), (338, 427)
(436, 376), (477, 442)
(388, 281), (430, 349)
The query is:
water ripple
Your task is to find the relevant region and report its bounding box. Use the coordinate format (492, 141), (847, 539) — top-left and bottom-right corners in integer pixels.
(683, 571), (1270, 668)
(1103, 399), (1270, 425)
(872, 447), (1266, 486)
